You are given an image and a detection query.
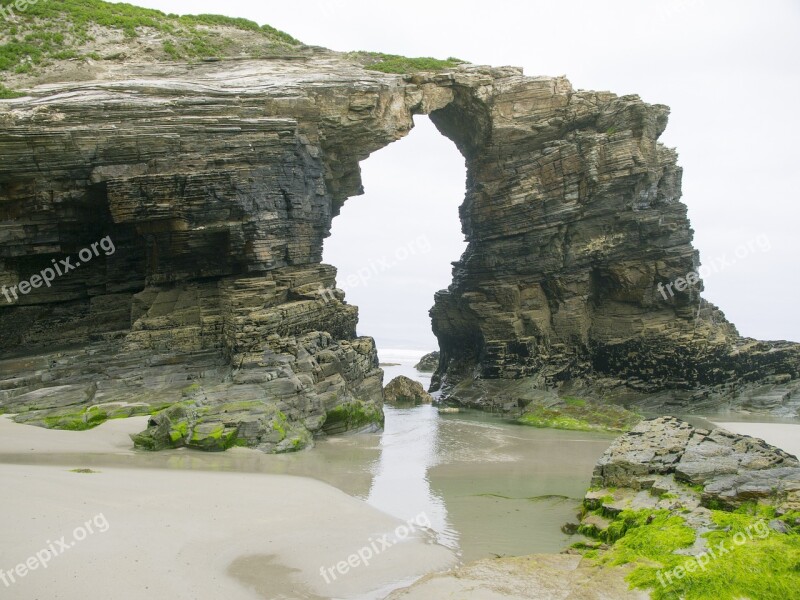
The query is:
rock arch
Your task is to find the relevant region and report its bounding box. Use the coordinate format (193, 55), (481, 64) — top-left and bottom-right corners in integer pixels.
(0, 55), (797, 451)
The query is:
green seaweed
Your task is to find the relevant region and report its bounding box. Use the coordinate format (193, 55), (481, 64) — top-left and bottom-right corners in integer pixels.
(577, 503), (800, 600)
(323, 399), (384, 433)
(516, 399), (640, 433)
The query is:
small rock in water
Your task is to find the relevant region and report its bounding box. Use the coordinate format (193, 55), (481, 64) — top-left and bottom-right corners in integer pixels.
(561, 522), (579, 535)
(384, 376), (433, 405)
(414, 351), (440, 372)
(769, 519), (791, 534)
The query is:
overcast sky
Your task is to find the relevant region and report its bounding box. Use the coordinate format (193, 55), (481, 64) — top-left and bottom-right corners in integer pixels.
(125, 0), (800, 350)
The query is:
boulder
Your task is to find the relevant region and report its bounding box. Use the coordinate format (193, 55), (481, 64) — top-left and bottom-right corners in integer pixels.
(414, 351), (440, 372)
(384, 376), (433, 406)
(591, 416), (800, 511)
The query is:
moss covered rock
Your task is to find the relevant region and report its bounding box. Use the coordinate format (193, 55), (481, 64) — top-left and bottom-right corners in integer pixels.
(517, 396), (640, 433)
(321, 399), (384, 435)
(572, 418), (800, 599)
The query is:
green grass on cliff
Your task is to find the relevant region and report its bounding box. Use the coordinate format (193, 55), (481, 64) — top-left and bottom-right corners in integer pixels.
(351, 52), (465, 73)
(0, 0), (301, 88)
(578, 504), (800, 600)
(0, 83), (25, 98)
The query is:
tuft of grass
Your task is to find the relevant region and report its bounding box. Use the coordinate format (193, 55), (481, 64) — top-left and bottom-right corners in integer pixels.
(0, 0), (302, 79)
(0, 83), (25, 98)
(351, 52), (465, 74)
(69, 468), (99, 474)
(182, 14), (300, 44)
(162, 40), (181, 60)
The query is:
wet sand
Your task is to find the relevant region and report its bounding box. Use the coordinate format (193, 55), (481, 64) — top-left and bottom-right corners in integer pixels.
(7, 407), (794, 600)
(0, 417), (455, 600)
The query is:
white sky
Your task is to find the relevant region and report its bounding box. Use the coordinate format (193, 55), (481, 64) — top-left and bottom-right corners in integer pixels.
(122, 1), (800, 349)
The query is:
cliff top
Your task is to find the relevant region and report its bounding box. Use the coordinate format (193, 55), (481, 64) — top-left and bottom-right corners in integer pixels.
(0, 0), (465, 98)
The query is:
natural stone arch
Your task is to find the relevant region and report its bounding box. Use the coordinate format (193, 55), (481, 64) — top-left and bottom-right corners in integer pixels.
(0, 55), (797, 452)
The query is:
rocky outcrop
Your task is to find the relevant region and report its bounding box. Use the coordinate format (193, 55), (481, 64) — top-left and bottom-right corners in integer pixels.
(425, 80), (800, 411)
(0, 53), (420, 450)
(413, 351), (439, 372)
(571, 418), (800, 598)
(591, 416), (800, 513)
(384, 376), (433, 406)
(1, 24), (799, 450)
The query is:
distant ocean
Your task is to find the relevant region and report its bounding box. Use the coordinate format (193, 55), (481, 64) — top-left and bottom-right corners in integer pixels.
(378, 348), (434, 390)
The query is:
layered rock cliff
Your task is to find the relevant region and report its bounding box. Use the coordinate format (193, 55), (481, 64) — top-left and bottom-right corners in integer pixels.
(425, 77), (800, 413)
(1, 19), (798, 451)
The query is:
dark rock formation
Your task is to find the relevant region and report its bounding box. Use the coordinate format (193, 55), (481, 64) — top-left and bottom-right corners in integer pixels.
(414, 351), (439, 372)
(423, 76), (800, 412)
(1, 40), (798, 451)
(384, 376), (433, 406)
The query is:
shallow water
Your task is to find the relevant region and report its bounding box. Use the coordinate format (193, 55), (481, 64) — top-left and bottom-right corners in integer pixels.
(6, 351), (800, 600)
(0, 350), (616, 565)
(7, 346), (798, 567)
(166, 390), (614, 563)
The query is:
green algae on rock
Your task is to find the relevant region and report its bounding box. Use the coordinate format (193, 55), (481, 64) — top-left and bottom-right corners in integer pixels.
(517, 398), (640, 433)
(321, 399), (384, 436)
(574, 417), (800, 599)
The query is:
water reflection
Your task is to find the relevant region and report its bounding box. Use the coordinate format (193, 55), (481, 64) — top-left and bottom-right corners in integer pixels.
(0, 362), (616, 564)
(366, 405), (457, 551)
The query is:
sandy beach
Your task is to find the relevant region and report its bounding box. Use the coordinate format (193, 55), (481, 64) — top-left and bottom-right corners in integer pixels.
(0, 417), (456, 600)
(2, 412), (797, 600)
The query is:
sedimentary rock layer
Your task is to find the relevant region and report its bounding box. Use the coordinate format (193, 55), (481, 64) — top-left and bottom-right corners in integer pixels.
(1, 48), (798, 450)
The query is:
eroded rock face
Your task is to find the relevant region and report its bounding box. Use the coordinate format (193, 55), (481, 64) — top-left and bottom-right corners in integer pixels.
(1, 48), (798, 450)
(425, 77), (800, 410)
(0, 54), (425, 449)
